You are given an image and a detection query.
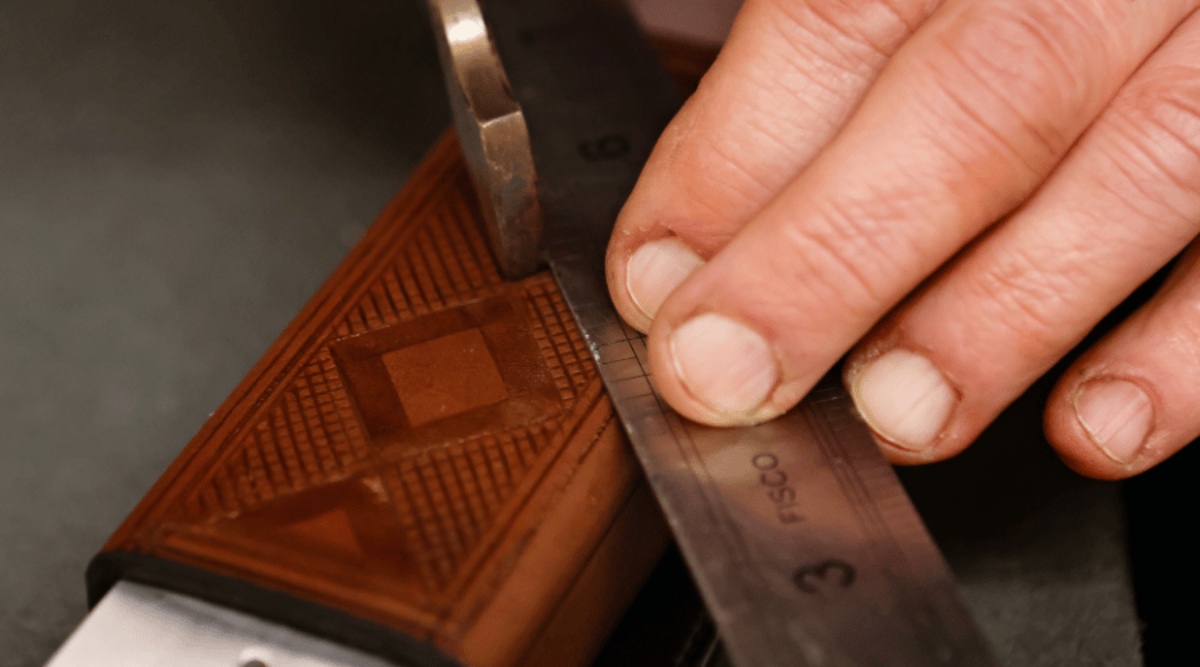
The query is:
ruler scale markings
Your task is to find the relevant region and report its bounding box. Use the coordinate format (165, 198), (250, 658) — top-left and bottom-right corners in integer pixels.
(802, 395), (943, 648)
(808, 395), (979, 662)
(479, 1), (999, 664)
(592, 315), (791, 659)
(603, 325), (775, 610)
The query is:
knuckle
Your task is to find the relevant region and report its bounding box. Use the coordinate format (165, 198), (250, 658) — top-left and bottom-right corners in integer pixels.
(750, 0), (930, 73)
(779, 193), (922, 315)
(666, 119), (780, 227)
(1158, 292), (1200, 367)
(914, 1), (1118, 172)
(1104, 61), (1200, 221)
(678, 133), (771, 203)
(963, 246), (1081, 357)
(1166, 326), (1200, 374)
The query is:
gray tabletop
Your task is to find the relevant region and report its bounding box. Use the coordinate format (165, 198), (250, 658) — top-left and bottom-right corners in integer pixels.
(0, 1), (1172, 666)
(1, 2), (445, 663)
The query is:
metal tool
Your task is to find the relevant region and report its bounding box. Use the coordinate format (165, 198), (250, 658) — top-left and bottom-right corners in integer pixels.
(447, 0), (1000, 665)
(49, 581), (404, 667)
(428, 0), (541, 278)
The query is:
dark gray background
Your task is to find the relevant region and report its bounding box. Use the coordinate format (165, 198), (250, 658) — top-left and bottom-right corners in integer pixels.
(0, 2), (445, 664)
(0, 1), (1180, 665)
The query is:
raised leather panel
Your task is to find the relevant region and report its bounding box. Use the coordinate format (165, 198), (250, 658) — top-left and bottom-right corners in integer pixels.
(91, 135), (665, 667)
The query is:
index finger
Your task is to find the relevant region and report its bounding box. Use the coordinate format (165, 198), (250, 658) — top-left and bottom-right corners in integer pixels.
(608, 0), (942, 331)
(643, 0), (1197, 426)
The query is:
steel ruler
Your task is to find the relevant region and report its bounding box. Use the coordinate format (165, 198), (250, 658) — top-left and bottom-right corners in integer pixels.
(441, 0), (1001, 664)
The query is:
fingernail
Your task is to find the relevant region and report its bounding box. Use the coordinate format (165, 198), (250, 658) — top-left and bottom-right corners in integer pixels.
(850, 349), (957, 452)
(626, 238), (705, 322)
(1073, 379), (1153, 464)
(668, 313), (778, 420)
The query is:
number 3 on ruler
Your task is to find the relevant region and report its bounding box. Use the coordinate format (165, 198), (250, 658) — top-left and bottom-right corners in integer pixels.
(793, 559), (857, 595)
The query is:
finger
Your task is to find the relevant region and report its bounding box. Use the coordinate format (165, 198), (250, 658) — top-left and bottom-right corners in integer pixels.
(608, 0), (944, 330)
(644, 0), (1198, 426)
(1046, 241), (1200, 479)
(844, 10), (1200, 463)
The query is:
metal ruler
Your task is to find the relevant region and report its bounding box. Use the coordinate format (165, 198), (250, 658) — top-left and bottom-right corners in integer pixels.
(444, 0), (1001, 664)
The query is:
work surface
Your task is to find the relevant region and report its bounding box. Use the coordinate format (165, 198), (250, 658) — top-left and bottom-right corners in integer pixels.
(0, 1), (1192, 665)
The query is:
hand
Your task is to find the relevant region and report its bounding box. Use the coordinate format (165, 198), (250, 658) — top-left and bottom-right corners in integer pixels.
(607, 0), (1200, 479)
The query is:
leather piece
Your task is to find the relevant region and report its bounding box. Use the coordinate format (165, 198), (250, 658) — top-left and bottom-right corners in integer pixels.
(91, 135), (667, 666)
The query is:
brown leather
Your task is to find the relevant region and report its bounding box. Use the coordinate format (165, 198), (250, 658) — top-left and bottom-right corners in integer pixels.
(89, 135), (669, 667)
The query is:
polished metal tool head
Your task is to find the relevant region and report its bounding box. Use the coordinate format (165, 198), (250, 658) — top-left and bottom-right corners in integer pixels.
(427, 0), (542, 279)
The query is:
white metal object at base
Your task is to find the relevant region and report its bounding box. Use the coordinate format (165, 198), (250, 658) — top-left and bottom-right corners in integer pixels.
(47, 581), (404, 667)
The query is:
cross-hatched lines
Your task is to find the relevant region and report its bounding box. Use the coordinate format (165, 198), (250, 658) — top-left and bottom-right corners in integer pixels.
(173, 170), (604, 602)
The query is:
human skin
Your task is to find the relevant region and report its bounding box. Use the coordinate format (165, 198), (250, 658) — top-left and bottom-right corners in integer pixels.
(608, 0), (1200, 480)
